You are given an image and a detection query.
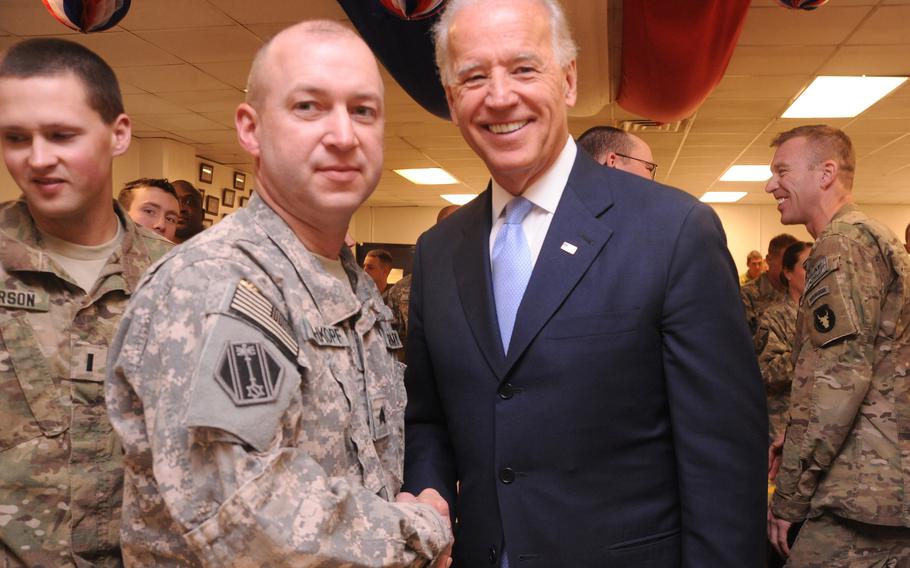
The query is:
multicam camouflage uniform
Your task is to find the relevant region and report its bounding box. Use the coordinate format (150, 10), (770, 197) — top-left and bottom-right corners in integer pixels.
(771, 204), (910, 566)
(0, 200), (171, 567)
(741, 271), (787, 335)
(105, 195), (451, 566)
(385, 274), (411, 363)
(754, 296), (798, 442)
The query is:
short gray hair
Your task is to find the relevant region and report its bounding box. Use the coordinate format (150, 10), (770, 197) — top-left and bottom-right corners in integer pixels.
(433, 0), (578, 86)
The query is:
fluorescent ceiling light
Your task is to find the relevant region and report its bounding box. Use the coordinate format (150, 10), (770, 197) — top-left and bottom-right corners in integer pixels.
(700, 191), (747, 203)
(441, 194), (477, 205)
(720, 165), (772, 182)
(782, 76), (908, 118)
(394, 168), (458, 185)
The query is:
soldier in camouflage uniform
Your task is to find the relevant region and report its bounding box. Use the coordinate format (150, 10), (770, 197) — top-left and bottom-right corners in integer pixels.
(385, 273), (411, 363)
(0, 39), (171, 566)
(741, 233), (799, 334)
(766, 125), (910, 566)
(755, 241), (812, 442)
(105, 21), (452, 566)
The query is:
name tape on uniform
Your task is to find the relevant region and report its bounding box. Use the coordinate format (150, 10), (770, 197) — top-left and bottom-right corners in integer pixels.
(379, 325), (403, 350)
(312, 325), (349, 348)
(229, 280), (298, 358)
(0, 288), (49, 312)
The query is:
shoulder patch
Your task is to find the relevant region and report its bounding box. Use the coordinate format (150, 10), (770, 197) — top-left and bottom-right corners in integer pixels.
(813, 304), (836, 333)
(229, 280), (298, 358)
(0, 288), (49, 312)
(804, 255), (836, 292)
(216, 342), (283, 406)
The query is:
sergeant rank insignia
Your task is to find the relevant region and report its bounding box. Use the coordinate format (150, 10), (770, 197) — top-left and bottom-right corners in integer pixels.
(216, 342), (283, 406)
(814, 304), (836, 333)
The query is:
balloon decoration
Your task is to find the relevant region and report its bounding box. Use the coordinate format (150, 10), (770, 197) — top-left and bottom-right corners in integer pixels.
(41, 0), (132, 33)
(378, 0), (447, 20)
(776, 0), (829, 10)
(337, 0), (450, 119)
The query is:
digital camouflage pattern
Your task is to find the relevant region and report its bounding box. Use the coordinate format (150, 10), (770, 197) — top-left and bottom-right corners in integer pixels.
(772, 205), (910, 545)
(754, 296), (798, 442)
(741, 271), (787, 335)
(385, 274), (411, 363)
(0, 199), (171, 567)
(105, 195), (451, 566)
(785, 513), (910, 568)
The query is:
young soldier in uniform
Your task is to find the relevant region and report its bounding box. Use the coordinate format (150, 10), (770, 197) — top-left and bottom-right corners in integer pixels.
(0, 38), (171, 566)
(105, 21), (452, 566)
(741, 233), (799, 334)
(767, 125), (910, 566)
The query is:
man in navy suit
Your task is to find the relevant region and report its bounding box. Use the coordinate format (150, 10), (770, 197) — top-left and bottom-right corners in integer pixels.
(400, 0), (768, 566)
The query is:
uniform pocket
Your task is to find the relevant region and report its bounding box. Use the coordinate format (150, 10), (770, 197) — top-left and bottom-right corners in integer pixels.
(0, 313), (68, 451)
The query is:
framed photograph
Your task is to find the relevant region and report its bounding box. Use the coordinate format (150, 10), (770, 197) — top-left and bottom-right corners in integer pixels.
(202, 218), (213, 228)
(222, 188), (236, 207)
(233, 171), (246, 190)
(204, 195), (220, 216)
(199, 162), (214, 184)
(239, 196), (249, 207)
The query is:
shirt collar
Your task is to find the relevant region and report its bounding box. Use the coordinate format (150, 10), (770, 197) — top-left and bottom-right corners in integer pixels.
(491, 135), (576, 221)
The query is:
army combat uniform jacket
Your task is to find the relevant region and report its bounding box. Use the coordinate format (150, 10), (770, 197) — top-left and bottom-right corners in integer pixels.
(741, 271), (786, 335)
(0, 200), (171, 567)
(771, 204), (910, 527)
(105, 195), (451, 566)
(755, 296), (798, 441)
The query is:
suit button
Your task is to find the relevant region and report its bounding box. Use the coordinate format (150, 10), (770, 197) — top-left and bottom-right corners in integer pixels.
(488, 545), (498, 564)
(498, 383), (514, 399)
(499, 467), (515, 484)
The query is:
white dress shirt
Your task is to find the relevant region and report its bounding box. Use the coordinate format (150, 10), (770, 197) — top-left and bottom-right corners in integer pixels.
(489, 136), (577, 270)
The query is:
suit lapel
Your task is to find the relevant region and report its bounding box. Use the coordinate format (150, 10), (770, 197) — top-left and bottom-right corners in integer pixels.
(453, 188), (508, 379)
(504, 155), (615, 371)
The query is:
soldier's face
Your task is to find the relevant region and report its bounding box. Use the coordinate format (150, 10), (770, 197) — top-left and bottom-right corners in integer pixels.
(126, 185), (179, 242)
(766, 137), (825, 231)
(237, 33), (384, 228)
(363, 256), (390, 290)
(0, 72), (130, 226)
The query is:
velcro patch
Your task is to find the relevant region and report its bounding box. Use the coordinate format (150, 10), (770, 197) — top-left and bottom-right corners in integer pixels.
(216, 342), (283, 406)
(806, 285), (830, 307)
(229, 280), (298, 358)
(312, 325), (349, 347)
(0, 288), (49, 312)
(804, 256), (835, 293)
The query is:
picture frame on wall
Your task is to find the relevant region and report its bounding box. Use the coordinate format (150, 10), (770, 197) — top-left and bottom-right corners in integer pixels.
(222, 188), (236, 207)
(233, 171), (245, 190)
(202, 218), (213, 228)
(199, 162), (214, 184)
(239, 196), (249, 207)
(204, 195), (220, 216)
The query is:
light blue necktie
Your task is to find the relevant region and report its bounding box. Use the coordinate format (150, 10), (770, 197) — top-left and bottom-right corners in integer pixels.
(492, 196), (534, 355)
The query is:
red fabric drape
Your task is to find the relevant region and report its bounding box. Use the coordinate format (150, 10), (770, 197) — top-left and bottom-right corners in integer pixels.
(617, 0), (751, 123)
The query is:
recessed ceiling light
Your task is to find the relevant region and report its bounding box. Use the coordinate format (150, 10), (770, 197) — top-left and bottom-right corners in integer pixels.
(720, 165), (772, 182)
(394, 168), (458, 185)
(441, 194), (477, 205)
(700, 191), (747, 203)
(782, 76), (908, 118)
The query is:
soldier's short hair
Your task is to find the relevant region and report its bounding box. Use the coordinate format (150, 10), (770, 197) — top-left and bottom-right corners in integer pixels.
(771, 125), (855, 190)
(118, 178), (178, 210)
(365, 248), (393, 268)
(746, 250), (762, 263)
(768, 233), (799, 257)
(577, 126), (632, 163)
(0, 38), (124, 124)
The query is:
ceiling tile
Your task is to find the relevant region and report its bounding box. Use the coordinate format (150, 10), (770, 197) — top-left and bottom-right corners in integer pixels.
(121, 0), (235, 30)
(136, 27), (262, 63)
(116, 65), (232, 93)
(738, 6), (871, 46)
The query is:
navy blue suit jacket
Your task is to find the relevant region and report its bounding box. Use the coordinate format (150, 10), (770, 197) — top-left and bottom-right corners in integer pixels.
(403, 151), (768, 567)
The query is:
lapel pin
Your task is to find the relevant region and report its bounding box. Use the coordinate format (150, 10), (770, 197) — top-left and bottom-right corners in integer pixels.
(560, 242), (578, 255)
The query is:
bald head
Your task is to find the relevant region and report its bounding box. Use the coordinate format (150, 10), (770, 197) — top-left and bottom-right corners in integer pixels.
(246, 21), (380, 109)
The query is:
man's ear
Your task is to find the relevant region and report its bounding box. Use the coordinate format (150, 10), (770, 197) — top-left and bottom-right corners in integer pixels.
(818, 159), (838, 191)
(110, 113), (131, 158)
(236, 103), (261, 158)
(563, 59), (578, 107)
(604, 152), (618, 167)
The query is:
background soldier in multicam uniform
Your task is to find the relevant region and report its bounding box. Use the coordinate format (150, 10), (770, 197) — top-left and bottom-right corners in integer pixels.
(755, 240), (812, 442)
(105, 21), (452, 566)
(766, 125), (910, 566)
(741, 233), (799, 334)
(0, 39), (171, 566)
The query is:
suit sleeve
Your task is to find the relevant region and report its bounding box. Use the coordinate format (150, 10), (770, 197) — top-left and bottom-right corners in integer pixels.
(660, 203), (768, 567)
(402, 237), (459, 514)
